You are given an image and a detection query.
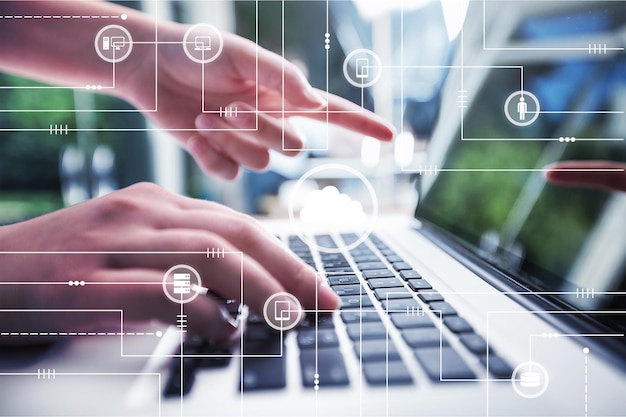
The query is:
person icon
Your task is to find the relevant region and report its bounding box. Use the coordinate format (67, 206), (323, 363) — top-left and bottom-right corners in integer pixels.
(517, 95), (528, 121)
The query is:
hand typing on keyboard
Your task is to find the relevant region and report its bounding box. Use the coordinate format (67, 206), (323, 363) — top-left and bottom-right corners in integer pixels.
(0, 183), (339, 345)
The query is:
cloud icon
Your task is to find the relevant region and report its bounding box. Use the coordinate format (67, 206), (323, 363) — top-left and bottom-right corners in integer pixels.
(299, 186), (367, 224)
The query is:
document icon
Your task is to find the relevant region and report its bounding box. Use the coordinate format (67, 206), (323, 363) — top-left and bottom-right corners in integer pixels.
(274, 300), (291, 321)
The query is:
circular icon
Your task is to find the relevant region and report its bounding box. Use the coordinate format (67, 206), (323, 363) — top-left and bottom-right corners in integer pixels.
(343, 49), (383, 88)
(94, 25), (133, 63)
(263, 292), (303, 331)
(162, 264), (202, 304)
(182, 23), (224, 64)
(288, 164), (378, 254)
(511, 361), (549, 398)
(504, 90), (540, 127)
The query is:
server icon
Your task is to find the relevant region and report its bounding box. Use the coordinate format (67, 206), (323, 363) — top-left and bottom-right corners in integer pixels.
(173, 273), (191, 294)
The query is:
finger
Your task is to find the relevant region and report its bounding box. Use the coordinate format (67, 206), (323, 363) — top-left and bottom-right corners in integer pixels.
(106, 229), (291, 318)
(199, 102), (304, 155)
(544, 161), (626, 192)
(195, 114), (271, 171)
(227, 35), (326, 109)
(185, 133), (240, 179)
(86, 268), (235, 342)
(263, 88), (395, 141)
(163, 209), (340, 312)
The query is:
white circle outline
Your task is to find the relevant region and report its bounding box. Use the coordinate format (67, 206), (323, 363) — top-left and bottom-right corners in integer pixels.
(262, 292), (303, 331)
(162, 264), (202, 304)
(504, 90), (540, 127)
(511, 361), (549, 399)
(342, 48), (383, 88)
(182, 23), (224, 64)
(288, 163), (379, 254)
(94, 25), (133, 63)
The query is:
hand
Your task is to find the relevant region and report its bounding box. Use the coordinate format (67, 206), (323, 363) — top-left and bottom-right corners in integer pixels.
(120, 23), (394, 179)
(0, 183), (339, 344)
(545, 160), (626, 192)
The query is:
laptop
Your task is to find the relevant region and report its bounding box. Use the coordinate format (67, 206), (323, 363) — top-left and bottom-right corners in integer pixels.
(0, 1), (624, 416)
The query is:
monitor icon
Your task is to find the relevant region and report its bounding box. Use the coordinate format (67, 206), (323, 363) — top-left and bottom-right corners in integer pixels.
(110, 36), (126, 51)
(194, 35), (212, 51)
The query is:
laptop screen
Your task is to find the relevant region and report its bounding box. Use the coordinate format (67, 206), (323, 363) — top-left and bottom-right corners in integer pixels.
(415, 2), (625, 333)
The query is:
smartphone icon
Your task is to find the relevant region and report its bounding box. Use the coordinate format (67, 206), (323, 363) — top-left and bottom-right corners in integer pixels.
(103, 36), (110, 51)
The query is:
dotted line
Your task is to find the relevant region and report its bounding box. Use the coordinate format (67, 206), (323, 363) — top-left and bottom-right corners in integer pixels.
(0, 15), (122, 19)
(0, 331), (162, 337)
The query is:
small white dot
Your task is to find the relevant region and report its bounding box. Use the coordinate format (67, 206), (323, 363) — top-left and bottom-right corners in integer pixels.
(314, 385), (319, 391)
(85, 85), (91, 90)
(80, 281), (85, 286)
(325, 33), (330, 38)
(97, 85), (102, 90)
(313, 373), (319, 378)
(156, 331), (163, 338)
(583, 347), (589, 354)
(559, 137), (564, 142)
(542, 333), (547, 338)
(314, 379), (319, 385)
(121, 13), (128, 20)
(68, 281), (74, 286)
(325, 39), (330, 44)
(325, 45), (330, 50)
(571, 137), (576, 142)
(74, 281), (80, 286)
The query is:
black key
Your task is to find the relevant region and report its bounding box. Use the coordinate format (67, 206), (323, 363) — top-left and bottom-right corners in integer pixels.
(164, 358), (197, 397)
(341, 311), (382, 323)
(399, 270), (422, 280)
(429, 301), (458, 316)
(444, 316), (473, 333)
(241, 343), (286, 390)
(367, 277), (404, 289)
(323, 260), (350, 268)
(401, 328), (447, 348)
(414, 346), (475, 380)
(298, 313), (335, 329)
(320, 253), (346, 261)
(392, 262), (412, 271)
(325, 266), (355, 274)
(479, 355), (513, 379)
(300, 348), (349, 387)
(332, 284), (364, 296)
(358, 262), (388, 271)
(340, 295), (373, 309)
(382, 298), (421, 312)
(362, 360), (414, 385)
(373, 287), (411, 301)
(353, 254), (382, 263)
(328, 275), (359, 285)
(459, 334), (488, 355)
(350, 248), (374, 257)
(362, 269), (395, 279)
(418, 291), (444, 303)
(297, 329), (339, 349)
(346, 322), (388, 340)
(407, 279), (432, 291)
(379, 248), (396, 256)
(354, 339), (401, 361)
(390, 312), (433, 329)
(385, 255), (404, 263)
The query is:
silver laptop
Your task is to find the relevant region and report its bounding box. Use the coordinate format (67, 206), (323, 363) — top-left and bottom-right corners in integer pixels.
(1, 1), (624, 416)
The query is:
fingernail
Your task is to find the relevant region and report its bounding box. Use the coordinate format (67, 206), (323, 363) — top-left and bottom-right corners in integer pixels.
(195, 113), (212, 130)
(304, 88), (327, 108)
(318, 279), (340, 310)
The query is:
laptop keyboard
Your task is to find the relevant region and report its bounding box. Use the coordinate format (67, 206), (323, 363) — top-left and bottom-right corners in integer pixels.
(164, 233), (512, 396)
